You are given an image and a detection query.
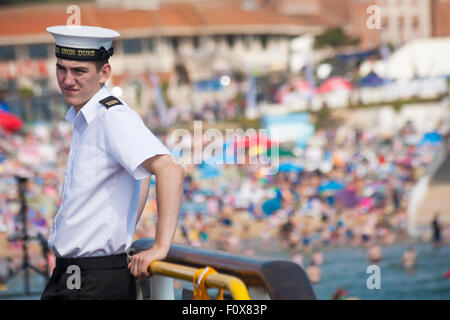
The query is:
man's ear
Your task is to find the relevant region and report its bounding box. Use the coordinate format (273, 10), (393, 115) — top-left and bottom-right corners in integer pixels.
(99, 63), (111, 85)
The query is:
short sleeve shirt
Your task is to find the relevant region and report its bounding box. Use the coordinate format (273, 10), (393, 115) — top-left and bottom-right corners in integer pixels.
(48, 85), (171, 258)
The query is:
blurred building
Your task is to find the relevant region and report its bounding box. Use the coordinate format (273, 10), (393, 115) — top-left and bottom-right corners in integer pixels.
(0, 0), (326, 120)
(343, 0), (448, 49)
(1, 0), (448, 122)
(431, 0), (450, 38)
(272, 0), (449, 49)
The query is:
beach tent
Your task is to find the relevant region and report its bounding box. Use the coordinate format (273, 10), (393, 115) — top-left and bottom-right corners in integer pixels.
(358, 72), (387, 87)
(361, 38), (450, 81)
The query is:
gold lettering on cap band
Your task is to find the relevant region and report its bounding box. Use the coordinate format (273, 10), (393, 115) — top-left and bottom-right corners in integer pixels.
(77, 49), (96, 57)
(61, 48), (76, 55)
(54, 45), (111, 61)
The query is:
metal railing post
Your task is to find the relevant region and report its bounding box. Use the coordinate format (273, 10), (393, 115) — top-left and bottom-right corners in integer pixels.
(248, 286), (270, 300)
(150, 275), (175, 300)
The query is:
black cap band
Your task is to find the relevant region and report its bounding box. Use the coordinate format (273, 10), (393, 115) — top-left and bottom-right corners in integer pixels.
(55, 45), (114, 61)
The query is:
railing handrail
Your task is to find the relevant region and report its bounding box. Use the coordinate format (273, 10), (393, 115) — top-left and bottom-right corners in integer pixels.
(148, 260), (251, 300)
(130, 238), (316, 300)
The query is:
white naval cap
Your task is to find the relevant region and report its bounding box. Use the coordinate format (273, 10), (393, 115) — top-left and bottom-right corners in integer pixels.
(47, 25), (120, 61)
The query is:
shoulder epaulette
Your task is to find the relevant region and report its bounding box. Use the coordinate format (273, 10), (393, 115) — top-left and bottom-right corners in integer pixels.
(99, 96), (123, 109)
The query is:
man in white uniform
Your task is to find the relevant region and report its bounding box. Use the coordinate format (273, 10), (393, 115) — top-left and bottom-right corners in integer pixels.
(41, 25), (185, 300)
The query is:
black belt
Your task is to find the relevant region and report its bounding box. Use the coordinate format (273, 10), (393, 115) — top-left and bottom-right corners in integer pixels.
(55, 253), (129, 271)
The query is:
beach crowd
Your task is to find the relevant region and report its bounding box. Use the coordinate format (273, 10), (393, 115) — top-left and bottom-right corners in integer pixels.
(0, 111), (448, 294)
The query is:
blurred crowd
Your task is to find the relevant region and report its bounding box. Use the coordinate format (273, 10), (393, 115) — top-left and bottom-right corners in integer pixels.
(0, 109), (448, 281)
(173, 121), (449, 257)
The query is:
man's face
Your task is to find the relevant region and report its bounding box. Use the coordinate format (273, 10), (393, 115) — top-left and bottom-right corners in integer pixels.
(56, 58), (110, 110)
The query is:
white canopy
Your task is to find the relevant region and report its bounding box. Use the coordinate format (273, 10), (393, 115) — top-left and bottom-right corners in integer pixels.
(361, 38), (450, 81)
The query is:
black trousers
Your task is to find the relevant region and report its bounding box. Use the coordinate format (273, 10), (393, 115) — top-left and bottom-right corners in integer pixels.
(41, 253), (136, 300)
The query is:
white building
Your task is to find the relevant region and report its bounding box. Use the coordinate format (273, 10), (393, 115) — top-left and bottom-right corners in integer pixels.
(0, 0), (324, 120)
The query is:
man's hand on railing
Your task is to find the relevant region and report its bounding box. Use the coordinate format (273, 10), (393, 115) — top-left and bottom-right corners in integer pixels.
(128, 245), (168, 278)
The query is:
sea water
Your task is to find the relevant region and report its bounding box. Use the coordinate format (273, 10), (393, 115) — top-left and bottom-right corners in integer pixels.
(255, 241), (450, 300)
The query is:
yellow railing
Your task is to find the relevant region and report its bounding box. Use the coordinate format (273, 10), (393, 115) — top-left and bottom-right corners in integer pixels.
(149, 261), (251, 300)
(130, 238), (317, 299)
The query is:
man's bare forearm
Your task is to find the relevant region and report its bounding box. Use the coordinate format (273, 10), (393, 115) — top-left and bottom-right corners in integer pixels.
(152, 164), (184, 254)
(136, 176), (151, 226)
(129, 156), (184, 277)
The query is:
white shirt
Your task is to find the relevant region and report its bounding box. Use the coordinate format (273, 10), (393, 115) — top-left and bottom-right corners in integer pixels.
(48, 85), (171, 258)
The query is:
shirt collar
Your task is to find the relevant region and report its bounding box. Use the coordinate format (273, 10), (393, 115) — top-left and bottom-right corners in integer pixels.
(64, 85), (111, 125)
(64, 106), (76, 124)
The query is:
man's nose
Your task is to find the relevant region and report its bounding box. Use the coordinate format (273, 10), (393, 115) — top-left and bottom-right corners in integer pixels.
(63, 71), (76, 86)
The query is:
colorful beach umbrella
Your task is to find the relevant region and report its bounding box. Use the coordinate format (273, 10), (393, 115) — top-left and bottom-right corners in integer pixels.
(318, 180), (345, 194)
(278, 162), (303, 173)
(418, 131), (442, 147)
(234, 133), (277, 149)
(198, 161), (221, 180)
(275, 79), (315, 103)
(0, 110), (23, 132)
(265, 146), (295, 158)
(316, 76), (354, 94)
(262, 197), (282, 216)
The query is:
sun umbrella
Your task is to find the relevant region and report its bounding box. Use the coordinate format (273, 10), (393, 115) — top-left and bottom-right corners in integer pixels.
(265, 146), (295, 158)
(278, 162), (303, 173)
(0, 110), (23, 132)
(198, 162), (221, 180)
(291, 79), (314, 92)
(262, 197), (282, 216)
(318, 180), (345, 194)
(275, 79), (315, 103)
(317, 76), (354, 94)
(234, 133), (277, 149)
(418, 131), (442, 147)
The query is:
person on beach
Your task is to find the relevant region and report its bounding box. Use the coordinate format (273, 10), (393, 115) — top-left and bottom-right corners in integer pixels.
(432, 213), (442, 245)
(306, 260), (321, 284)
(312, 250), (324, 266)
(402, 245), (417, 270)
(41, 25), (184, 300)
(368, 244), (382, 263)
